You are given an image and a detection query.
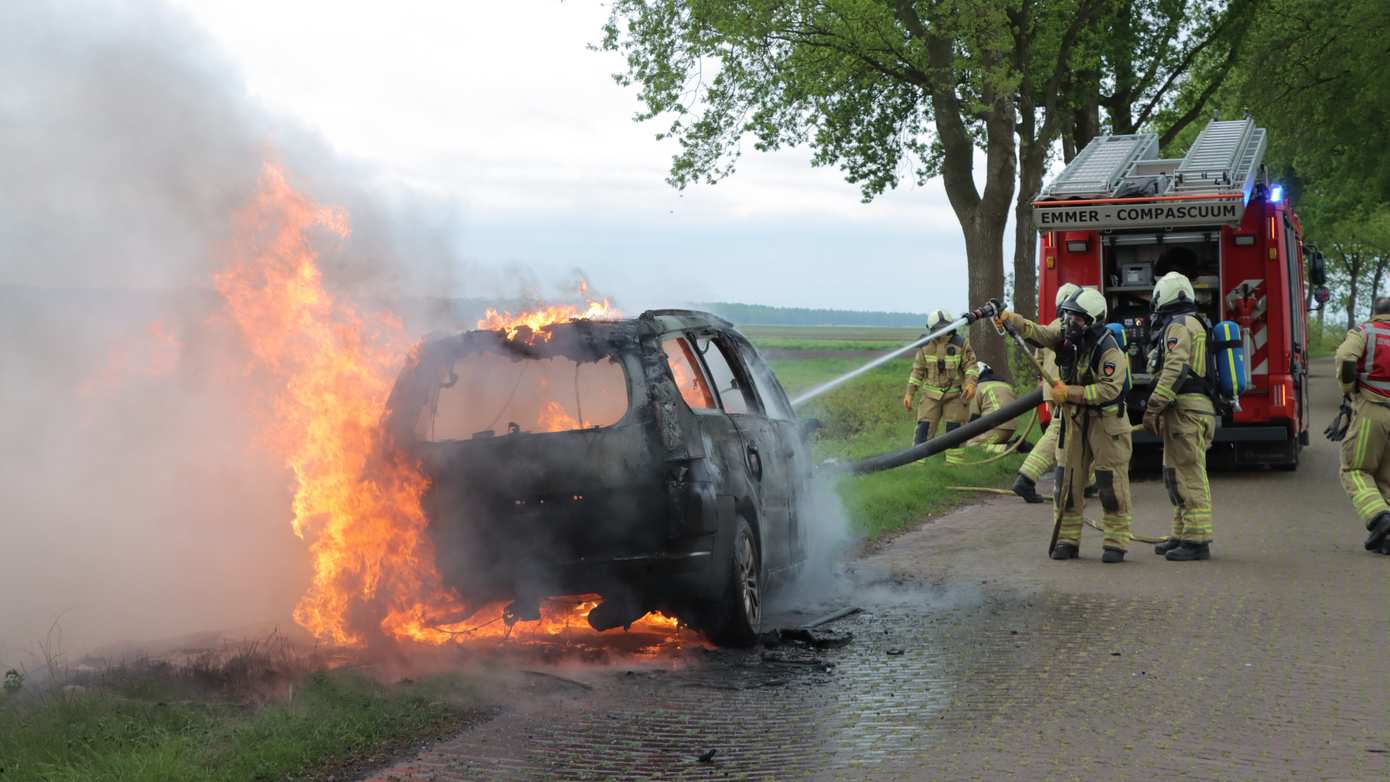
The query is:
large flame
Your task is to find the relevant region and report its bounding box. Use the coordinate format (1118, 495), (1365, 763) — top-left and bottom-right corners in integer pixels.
(215, 162), (462, 647)
(476, 297), (620, 342)
(216, 163), (690, 653)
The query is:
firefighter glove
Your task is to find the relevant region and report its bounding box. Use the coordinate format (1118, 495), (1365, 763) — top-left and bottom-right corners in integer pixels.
(1325, 397), (1353, 442)
(902, 393), (914, 412)
(1142, 406), (1163, 437)
(994, 311), (1022, 333)
(962, 383), (976, 402)
(1050, 380), (1070, 403)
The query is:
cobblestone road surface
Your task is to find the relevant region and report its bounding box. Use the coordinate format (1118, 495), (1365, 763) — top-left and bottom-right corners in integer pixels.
(365, 363), (1390, 781)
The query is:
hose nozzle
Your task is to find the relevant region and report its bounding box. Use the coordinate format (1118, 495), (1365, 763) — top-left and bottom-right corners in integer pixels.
(965, 298), (1005, 325)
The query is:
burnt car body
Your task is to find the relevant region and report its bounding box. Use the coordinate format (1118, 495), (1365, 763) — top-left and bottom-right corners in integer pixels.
(383, 310), (815, 644)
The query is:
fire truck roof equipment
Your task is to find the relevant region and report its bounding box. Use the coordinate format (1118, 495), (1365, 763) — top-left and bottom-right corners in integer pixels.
(1035, 118), (1269, 232)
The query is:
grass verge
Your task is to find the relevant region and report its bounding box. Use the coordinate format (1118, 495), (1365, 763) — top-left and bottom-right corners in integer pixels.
(1, 645), (485, 782)
(767, 353), (1036, 540)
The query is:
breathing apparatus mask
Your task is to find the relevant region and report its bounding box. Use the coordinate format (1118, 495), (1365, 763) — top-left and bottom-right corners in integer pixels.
(1059, 288), (1108, 348)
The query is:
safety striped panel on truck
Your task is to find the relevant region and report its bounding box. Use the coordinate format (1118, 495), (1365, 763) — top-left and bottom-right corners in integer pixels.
(1225, 279), (1268, 376)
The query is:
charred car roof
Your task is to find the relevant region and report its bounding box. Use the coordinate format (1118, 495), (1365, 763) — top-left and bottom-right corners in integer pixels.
(409, 309), (737, 363)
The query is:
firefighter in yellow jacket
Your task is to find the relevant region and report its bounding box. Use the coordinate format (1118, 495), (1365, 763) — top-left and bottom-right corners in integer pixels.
(998, 289), (1134, 562)
(1335, 296), (1390, 554)
(945, 362), (1018, 465)
(902, 310), (979, 446)
(1013, 282), (1081, 502)
(1144, 271), (1217, 561)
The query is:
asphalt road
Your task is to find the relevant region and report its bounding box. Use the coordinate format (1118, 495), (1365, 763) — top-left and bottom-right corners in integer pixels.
(365, 359), (1390, 781)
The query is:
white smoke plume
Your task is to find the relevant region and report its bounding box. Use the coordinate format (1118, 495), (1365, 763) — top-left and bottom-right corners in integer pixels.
(0, 0), (470, 662)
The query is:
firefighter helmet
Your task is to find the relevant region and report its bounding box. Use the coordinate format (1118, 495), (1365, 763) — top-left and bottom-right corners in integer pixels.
(925, 309), (955, 331)
(1060, 288), (1107, 325)
(976, 361), (991, 377)
(1055, 282), (1082, 312)
(1152, 271), (1196, 312)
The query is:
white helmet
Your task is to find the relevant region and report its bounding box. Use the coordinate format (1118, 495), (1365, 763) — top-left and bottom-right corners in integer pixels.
(1055, 282), (1082, 313)
(925, 309), (955, 331)
(1152, 271), (1195, 311)
(1059, 287), (1107, 325)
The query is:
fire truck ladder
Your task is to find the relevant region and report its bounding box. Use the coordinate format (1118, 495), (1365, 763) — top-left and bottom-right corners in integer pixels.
(1173, 118), (1267, 200)
(1039, 118), (1270, 203)
(1042, 134), (1160, 198)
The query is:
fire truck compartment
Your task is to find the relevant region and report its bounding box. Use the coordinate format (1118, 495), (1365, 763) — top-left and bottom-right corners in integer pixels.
(1034, 118), (1310, 469)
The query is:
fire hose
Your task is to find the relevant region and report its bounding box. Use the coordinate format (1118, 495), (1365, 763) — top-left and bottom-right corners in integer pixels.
(944, 408), (1038, 467)
(843, 298), (1169, 546)
(848, 388), (1046, 474)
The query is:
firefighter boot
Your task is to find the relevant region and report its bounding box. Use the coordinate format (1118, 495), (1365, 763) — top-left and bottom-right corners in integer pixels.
(1050, 542), (1079, 560)
(1102, 547), (1125, 564)
(1084, 484), (1099, 498)
(1013, 473), (1045, 504)
(1154, 537), (1183, 556)
(1165, 541), (1211, 561)
(1365, 511), (1390, 552)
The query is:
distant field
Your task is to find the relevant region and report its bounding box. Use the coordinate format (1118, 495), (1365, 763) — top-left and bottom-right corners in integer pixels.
(738, 326), (1032, 540)
(739, 324), (923, 352)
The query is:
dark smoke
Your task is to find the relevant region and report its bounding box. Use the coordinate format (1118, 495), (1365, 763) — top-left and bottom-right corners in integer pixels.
(0, 0), (469, 663)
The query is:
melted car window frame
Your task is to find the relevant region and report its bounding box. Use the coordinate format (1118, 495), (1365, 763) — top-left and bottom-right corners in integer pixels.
(421, 349), (632, 441)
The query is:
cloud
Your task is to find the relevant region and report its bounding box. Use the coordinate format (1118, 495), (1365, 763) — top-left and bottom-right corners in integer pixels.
(0, 0), (468, 300)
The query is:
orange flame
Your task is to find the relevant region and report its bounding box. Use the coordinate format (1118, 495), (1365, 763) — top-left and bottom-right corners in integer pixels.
(216, 163), (693, 653)
(476, 297), (620, 343)
(537, 400), (582, 432)
(215, 162), (463, 647)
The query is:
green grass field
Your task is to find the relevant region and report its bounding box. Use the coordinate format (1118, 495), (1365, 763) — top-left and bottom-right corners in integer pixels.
(0, 661), (483, 782)
(748, 326), (1035, 540)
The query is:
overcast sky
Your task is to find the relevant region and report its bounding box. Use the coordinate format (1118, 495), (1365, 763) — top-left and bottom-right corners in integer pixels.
(173, 0), (1003, 313)
(7, 1), (1019, 313)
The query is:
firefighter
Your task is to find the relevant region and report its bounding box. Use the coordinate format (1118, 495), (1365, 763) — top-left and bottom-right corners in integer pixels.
(1012, 282), (1081, 503)
(1143, 271), (1216, 562)
(1335, 296), (1390, 554)
(997, 289), (1133, 562)
(902, 310), (979, 446)
(945, 362), (1022, 465)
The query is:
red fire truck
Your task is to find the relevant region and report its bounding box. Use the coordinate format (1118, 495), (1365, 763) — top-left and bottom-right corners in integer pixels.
(1033, 118), (1328, 469)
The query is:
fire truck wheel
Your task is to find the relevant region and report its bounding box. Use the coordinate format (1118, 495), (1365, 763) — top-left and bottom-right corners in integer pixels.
(1275, 436), (1301, 472)
(706, 516), (762, 647)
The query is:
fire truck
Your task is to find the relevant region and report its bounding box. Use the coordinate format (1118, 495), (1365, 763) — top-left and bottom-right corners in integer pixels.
(1033, 118), (1328, 469)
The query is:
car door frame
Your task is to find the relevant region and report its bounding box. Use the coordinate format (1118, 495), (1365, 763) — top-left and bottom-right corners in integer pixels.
(684, 329), (795, 576)
(723, 330), (812, 568)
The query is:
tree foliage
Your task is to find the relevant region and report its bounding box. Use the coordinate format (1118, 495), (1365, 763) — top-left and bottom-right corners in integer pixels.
(598, 1), (1270, 365)
(1204, 0), (1390, 325)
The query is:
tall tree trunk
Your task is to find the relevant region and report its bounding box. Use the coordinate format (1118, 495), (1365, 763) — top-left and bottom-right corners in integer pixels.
(962, 215), (1010, 376)
(1012, 141), (1047, 321)
(1370, 255), (1388, 305)
(1346, 251), (1362, 330)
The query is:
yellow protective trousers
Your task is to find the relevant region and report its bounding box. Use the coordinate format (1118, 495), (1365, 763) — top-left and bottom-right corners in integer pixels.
(915, 394), (968, 440)
(1054, 407), (1133, 552)
(1340, 398), (1390, 525)
(1161, 396), (1216, 544)
(1019, 415), (1060, 482)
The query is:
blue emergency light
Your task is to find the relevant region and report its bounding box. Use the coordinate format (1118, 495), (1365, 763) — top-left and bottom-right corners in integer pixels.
(1270, 184), (1284, 203)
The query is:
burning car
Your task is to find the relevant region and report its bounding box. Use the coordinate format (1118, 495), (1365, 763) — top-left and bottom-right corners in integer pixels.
(383, 310), (815, 645)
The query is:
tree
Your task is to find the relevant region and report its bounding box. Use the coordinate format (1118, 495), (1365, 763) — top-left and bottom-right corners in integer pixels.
(1235, 0), (1390, 204)
(599, 0), (1105, 373)
(1006, 0), (1265, 317)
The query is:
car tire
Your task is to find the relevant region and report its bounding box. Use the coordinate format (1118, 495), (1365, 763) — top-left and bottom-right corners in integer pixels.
(706, 516), (762, 646)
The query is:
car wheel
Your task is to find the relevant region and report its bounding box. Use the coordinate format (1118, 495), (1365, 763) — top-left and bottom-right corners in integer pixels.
(707, 516), (762, 646)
